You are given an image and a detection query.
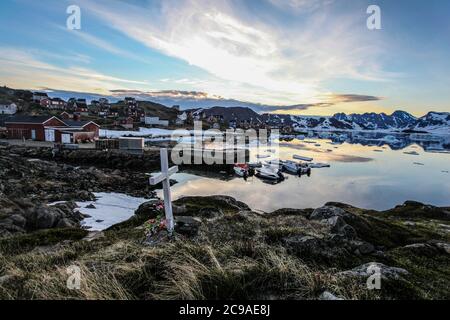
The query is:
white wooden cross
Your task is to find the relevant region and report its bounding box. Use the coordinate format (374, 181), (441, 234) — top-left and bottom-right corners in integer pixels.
(149, 148), (178, 233)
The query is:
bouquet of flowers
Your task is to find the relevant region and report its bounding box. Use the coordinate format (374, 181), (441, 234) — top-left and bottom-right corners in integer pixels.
(143, 201), (167, 237)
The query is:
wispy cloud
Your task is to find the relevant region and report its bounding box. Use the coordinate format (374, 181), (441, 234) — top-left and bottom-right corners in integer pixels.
(58, 27), (149, 63)
(79, 0), (394, 106)
(0, 47), (150, 93)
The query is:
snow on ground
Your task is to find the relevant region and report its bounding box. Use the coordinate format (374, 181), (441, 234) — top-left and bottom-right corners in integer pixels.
(75, 192), (151, 231)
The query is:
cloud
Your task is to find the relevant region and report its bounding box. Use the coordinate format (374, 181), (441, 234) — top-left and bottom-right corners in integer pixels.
(326, 93), (382, 103)
(78, 0), (394, 106)
(267, 0), (334, 13)
(0, 47), (150, 93)
(57, 26), (150, 63)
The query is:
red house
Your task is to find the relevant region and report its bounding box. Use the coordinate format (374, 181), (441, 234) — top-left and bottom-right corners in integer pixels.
(5, 116), (99, 143)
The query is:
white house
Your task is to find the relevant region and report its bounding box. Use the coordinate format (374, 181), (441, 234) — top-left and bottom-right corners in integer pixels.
(176, 112), (187, 125)
(0, 103), (17, 115)
(145, 116), (169, 127)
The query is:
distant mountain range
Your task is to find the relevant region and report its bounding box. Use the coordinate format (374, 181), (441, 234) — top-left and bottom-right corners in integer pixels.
(2, 86), (448, 134)
(193, 106), (449, 134)
(263, 110), (450, 134)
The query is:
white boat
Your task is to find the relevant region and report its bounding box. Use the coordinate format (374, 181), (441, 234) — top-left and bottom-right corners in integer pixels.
(264, 159), (283, 168)
(256, 154), (270, 159)
(282, 160), (312, 174)
(308, 163), (330, 168)
(293, 154), (313, 162)
(256, 165), (284, 180)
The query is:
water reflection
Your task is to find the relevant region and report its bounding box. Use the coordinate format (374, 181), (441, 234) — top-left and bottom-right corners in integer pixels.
(157, 133), (450, 212)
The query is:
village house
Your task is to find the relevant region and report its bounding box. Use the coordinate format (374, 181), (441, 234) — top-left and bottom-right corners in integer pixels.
(60, 111), (72, 120)
(175, 112), (188, 125)
(4, 115), (99, 143)
(0, 102), (17, 115)
(32, 92), (49, 102)
(74, 99), (89, 116)
(115, 116), (134, 129)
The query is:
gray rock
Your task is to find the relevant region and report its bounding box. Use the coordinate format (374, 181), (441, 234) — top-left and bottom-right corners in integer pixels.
(86, 204), (96, 209)
(310, 206), (346, 220)
(198, 207), (223, 218)
(175, 216), (202, 237)
(434, 242), (450, 254)
(34, 207), (57, 229)
(319, 291), (344, 300)
(326, 215), (357, 239)
(338, 262), (409, 280)
(56, 218), (76, 228)
(7, 214), (26, 228)
(0, 275), (15, 286)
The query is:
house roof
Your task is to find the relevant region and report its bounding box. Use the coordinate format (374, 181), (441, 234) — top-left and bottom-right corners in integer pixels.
(0, 115), (13, 127)
(64, 120), (99, 127)
(4, 115), (56, 124)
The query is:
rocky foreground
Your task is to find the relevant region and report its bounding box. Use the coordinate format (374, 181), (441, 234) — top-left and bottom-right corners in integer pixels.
(0, 191), (449, 299)
(0, 144), (449, 300)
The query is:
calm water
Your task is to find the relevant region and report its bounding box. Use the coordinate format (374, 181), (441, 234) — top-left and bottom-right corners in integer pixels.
(157, 133), (450, 212)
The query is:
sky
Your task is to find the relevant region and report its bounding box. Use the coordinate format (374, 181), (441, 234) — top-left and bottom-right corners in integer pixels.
(0, 0), (449, 116)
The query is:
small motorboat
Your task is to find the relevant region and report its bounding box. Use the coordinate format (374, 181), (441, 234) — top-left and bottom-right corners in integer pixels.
(255, 165), (285, 181)
(256, 154), (270, 159)
(234, 164), (249, 177)
(282, 160), (312, 175)
(264, 159), (283, 168)
(293, 154), (313, 162)
(308, 163), (330, 168)
(248, 161), (262, 168)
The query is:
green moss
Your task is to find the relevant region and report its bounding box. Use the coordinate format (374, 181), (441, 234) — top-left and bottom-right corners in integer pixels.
(0, 228), (88, 255)
(264, 227), (304, 244)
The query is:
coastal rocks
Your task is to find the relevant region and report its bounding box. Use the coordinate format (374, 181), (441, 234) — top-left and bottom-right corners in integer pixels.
(383, 201), (450, 221)
(338, 262), (409, 280)
(310, 206), (346, 220)
(282, 235), (342, 262)
(135, 200), (161, 219)
(310, 205), (358, 240)
(0, 195), (82, 237)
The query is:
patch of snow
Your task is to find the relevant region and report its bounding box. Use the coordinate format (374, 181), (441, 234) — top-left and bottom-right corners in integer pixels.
(75, 192), (151, 231)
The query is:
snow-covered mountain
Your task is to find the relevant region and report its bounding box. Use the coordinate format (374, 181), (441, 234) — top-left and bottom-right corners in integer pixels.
(411, 112), (450, 134)
(263, 111), (449, 134)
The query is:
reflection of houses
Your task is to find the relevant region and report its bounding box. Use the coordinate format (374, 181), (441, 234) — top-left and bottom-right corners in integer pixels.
(145, 116), (169, 127)
(0, 102), (17, 115)
(4, 116), (99, 143)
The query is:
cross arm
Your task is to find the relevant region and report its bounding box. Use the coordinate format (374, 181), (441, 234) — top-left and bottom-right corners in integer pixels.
(149, 166), (179, 185)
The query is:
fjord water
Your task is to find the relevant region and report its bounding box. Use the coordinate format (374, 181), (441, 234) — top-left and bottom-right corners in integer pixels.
(159, 135), (450, 212)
